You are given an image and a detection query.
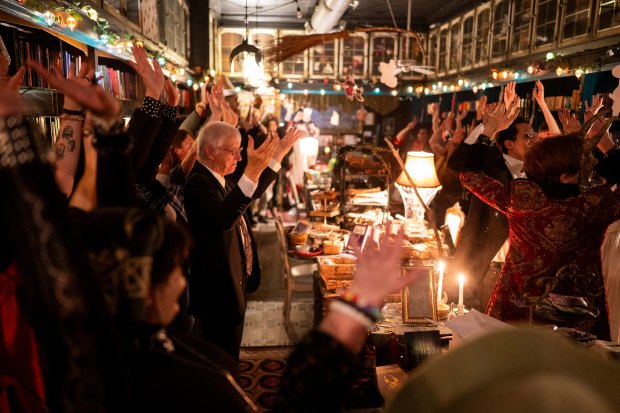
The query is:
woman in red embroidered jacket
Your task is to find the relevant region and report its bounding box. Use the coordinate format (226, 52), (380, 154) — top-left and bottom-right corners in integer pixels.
(457, 103), (620, 339)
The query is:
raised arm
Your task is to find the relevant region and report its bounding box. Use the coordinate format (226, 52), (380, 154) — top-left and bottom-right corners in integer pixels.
(532, 80), (561, 136)
(54, 61), (94, 196)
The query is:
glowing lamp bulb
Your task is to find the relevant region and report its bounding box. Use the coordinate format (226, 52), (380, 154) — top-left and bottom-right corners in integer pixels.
(501, 70), (508, 79)
(66, 16), (77, 31)
(320, 89), (325, 95)
(492, 71), (498, 79)
(192, 83), (199, 91)
(407, 86), (414, 93)
(575, 68), (584, 79)
(527, 65), (535, 74)
(546, 52), (555, 60)
(556, 67), (563, 76)
(43, 11), (56, 26)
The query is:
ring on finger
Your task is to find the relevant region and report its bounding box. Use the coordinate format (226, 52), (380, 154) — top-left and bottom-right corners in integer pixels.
(82, 128), (93, 137)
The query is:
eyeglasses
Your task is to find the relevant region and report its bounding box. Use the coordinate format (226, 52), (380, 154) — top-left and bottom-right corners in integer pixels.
(217, 146), (242, 156)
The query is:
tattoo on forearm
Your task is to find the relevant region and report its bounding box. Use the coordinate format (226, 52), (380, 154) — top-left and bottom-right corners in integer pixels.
(60, 125), (77, 153)
(56, 143), (66, 160)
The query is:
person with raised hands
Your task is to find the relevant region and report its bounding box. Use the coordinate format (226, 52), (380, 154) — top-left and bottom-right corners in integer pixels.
(456, 102), (619, 339)
(184, 122), (304, 360)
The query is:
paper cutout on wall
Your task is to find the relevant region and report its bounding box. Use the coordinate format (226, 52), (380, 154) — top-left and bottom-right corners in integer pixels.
(379, 59), (398, 88)
(330, 110), (340, 126)
(611, 64), (620, 116)
(342, 75), (365, 102)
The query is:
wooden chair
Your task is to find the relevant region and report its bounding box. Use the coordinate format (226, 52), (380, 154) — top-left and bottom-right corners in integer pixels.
(274, 217), (316, 340)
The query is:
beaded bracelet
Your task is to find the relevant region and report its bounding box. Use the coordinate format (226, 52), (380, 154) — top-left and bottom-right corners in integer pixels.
(328, 300), (374, 329)
(335, 291), (382, 323)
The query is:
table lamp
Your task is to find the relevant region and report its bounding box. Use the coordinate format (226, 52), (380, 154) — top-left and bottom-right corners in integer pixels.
(395, 151), (441, 232)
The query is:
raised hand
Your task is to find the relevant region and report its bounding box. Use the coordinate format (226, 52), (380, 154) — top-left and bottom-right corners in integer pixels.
(482, 100), (520, 138)
(63, 61), (95, 111)
(532, 80), (545, 105)
(559, 108), (581, 133)
(245, 133), (280, 182)
(274, 126), (304, 163)
(476, 94), (488, 121)
(0, 59), (26, 117)
(163, 77), (180, 107)
(221, 100), (239, 127)
(128, 42), (164, 99)
(30, 61), (120, 120)
(584, 95), (604, 122)
(348, 223), (417, 307)
(503, 81), (517, 105)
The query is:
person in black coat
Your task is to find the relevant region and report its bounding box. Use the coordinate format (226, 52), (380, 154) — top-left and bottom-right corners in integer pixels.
(447, 115), (532, 310)
(184, 121), (303, 359)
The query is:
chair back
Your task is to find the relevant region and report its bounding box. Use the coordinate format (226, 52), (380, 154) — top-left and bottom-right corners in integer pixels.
(274, 217), (292, 288)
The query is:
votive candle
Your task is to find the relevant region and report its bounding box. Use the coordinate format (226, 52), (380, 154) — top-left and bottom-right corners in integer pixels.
(458, 273), (464, 308)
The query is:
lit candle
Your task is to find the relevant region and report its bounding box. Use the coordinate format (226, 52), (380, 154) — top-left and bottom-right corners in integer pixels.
(458, 273), (464, 309)
(437, 261), (444, 304)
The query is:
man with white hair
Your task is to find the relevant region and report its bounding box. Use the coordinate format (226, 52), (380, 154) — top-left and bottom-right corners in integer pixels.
(184, 121), (302, 359)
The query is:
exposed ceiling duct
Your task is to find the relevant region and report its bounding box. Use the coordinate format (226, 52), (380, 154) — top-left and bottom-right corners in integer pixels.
(308, 0), (353, 33)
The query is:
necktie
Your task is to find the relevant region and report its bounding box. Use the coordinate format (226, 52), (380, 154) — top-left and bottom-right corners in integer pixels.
(225, 181), (253, 276)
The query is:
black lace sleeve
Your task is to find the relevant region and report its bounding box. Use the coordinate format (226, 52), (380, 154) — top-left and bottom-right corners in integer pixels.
(271, 330), (363, 413)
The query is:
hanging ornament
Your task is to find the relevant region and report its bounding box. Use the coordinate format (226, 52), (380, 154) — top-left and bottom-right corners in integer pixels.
(379, 58), (398, 88)
(229, 0), (262, 66)
(66, 16), (77, 31)
(341, 75), (364, 102)
(99, 34), (110, 45)
(43, 11), (56, 26)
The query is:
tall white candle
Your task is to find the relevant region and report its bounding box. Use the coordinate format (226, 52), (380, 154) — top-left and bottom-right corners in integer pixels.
(437, 261), (444, 304)
(458, 273), (464, 308)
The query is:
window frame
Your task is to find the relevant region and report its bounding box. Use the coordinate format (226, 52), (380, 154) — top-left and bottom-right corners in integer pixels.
(369, 32), (398, 77)
(593, 0), (620, 37)
(460, 11), (475, 71)
(510, 0), (534, 56)
(309, 38), (339, 79)
(277, 30), (308, 79)
(398, 32), (427, 79)
(339, 33), (368, 78)
(490, 0), (511, 63)
(473, 3), (492, 68)
(218, 28), (246, 77)
(559, 0), (592, 45)
(427, 30), (439, 74)
(448, 17), (461, 74)
(437, 23), (449, 76)
(533, 0), (561, 51)
(249, 29), (277, 80)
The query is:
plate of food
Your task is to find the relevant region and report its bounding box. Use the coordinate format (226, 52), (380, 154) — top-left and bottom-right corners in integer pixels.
(296, 245), (323, 258)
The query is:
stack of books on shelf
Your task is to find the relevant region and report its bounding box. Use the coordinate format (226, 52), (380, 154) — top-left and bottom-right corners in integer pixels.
(97, 64), (140, 100)
(13, 37), (82, 88)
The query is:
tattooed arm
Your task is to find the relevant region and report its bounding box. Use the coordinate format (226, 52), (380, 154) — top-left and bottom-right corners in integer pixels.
(54, 62), (94, 196)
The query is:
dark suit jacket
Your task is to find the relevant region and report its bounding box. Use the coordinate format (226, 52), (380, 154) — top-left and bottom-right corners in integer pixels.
(447, 140), (514, 285)
(184, 162), (277, 324)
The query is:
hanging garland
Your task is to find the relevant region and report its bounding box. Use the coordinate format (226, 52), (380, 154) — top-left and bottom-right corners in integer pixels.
(264, 26), (425, 65)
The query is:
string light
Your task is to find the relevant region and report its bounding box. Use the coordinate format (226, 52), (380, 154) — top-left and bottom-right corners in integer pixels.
(527, 65), (535, 74)
(457, 79), (464, 86)
(391, 90), (398, 96)
(320, 89), (325, 95)
(66, 15), (77, 31)
(192, 83), (199, 91)
(334, 83), (342, 91)
(492, 71), (498, 79)
(575, 68), (584, 79)
(546, 52), (555, 60)
(303, 89), (309, 95)
(407, 86), (414, 93)
(501, 70), (508, 79)
(287, 82), (293, 88)
(296, 0), (302, 19)
(555, 67), (564, 76)
(43, 11), (56, 26)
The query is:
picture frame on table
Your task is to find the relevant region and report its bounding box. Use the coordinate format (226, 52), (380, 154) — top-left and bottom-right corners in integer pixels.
(346, 224), (371, 251)
(401, 265), (437, 324)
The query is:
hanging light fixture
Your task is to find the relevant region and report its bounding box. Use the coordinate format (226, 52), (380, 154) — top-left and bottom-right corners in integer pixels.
(229, 0), (262, 68)
(296, 0), (302, 19)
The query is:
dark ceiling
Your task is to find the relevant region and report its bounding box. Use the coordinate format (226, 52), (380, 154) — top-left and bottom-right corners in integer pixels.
(216, 0), (482, 31)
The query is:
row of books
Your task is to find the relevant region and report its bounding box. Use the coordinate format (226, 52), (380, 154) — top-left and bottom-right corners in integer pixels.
(13, 39), (80, 88)
(96, 64), (140, 100)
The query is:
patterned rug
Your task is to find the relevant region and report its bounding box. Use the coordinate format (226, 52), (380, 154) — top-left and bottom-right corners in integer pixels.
(241, 300), (314, 347)
(238, 350), (290, 413)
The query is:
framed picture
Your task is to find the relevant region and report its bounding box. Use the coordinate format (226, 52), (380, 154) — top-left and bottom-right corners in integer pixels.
(401, 265), (437, 324)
